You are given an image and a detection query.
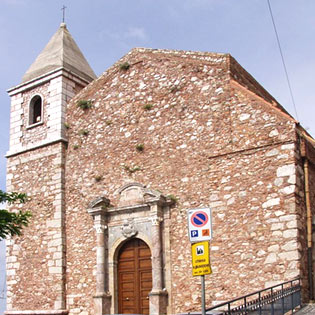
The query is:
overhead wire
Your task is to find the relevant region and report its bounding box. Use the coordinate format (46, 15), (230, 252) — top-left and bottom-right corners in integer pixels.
(267, 0), (299, 120)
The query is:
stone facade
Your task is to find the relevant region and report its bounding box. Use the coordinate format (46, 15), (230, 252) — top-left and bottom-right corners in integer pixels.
(5, 31), (315, 315)
(6, 143), (66, 310)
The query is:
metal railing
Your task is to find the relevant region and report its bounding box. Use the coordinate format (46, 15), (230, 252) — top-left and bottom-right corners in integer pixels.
(205, 278), (301, 314)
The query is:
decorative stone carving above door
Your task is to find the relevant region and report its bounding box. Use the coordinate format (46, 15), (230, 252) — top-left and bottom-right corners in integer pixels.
(121, 219), (138, 238)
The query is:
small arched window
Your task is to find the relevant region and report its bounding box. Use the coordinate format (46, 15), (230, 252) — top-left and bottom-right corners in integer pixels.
(29, 95), (42, 125)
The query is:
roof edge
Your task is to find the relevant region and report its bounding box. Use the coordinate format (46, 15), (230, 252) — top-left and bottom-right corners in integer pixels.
(230, 80), (297, 125)
(127, 47), (229, 64)
(228, 56), (277, 104)
(227, 55), (297, 122)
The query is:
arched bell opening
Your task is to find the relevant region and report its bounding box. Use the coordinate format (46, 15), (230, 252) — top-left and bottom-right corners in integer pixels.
(29, 95), (43, 125)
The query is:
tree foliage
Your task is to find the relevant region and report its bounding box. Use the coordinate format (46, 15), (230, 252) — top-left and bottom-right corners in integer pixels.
(0, 190), (31, 240)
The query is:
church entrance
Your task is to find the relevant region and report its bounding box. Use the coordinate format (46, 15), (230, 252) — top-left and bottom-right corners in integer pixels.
(118, 238), (152, 314)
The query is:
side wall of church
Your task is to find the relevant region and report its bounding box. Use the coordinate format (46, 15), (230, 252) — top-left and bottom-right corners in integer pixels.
(297, 143), (315, 300)
(6, 143), (66, 310)
(309, 160), (315, 295)
(63, 50), (302, 314)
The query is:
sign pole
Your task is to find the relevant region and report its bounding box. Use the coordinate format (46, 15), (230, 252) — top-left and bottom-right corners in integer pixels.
(188, 208), (212, 315)
(201, 275), (206, 315)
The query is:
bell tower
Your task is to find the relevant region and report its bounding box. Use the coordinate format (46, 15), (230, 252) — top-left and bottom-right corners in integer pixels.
(5, 23), (96, 313)
(7, 22), (96, 156)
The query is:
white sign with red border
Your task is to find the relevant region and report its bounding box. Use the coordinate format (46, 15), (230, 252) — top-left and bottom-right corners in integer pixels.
(188, 208), (212, 243)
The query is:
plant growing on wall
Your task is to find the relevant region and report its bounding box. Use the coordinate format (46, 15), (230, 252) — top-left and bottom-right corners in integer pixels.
(77, 100), (93, 110)
(123, 165), (141, 174)
(78, 129), (89, 136)
(119, 62), (130, 71)
(94, 175), (103, 182)
(166, 194), (178, 204)
(0, 191), (31, 240)
(143, 104), (153, 111)
(136, 144), (144, 152)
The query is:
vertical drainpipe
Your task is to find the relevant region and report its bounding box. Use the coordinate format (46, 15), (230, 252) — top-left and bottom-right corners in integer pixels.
(303, 155), (313, 300)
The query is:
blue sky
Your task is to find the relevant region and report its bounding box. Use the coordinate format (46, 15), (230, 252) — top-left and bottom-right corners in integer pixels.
(0, 0), (314, 312)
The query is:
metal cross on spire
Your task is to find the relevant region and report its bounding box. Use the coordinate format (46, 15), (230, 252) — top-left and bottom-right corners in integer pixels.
(61, 5), (67, 23)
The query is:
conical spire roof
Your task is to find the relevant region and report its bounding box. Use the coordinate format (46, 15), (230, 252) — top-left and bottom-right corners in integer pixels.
(22, 23), (97, 83)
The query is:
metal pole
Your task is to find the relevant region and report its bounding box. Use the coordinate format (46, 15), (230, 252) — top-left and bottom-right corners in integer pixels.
(271, 287), (274, 315)
(201, 275), (206, 315)
(281, 284), (284, 314)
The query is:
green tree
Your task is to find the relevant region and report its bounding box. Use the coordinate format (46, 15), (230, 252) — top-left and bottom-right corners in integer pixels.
(0, 190), (31, 240)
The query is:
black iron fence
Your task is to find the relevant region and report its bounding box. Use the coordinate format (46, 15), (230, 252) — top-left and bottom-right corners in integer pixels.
(205, 278), (301, 315)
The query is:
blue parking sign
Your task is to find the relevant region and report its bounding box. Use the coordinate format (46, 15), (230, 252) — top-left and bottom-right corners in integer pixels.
(191, 230), (198, 238)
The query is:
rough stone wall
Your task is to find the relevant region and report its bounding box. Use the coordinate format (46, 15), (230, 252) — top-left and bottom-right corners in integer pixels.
(63, 49), (301, 314)
(291, 137), (315, 302)
(294, 139), (308, 300)
(309, 162), (315, 216)
(303, 145), (315, 299)
(6, 143), (66, 310)
(170, 143), (299, 308)
(309, 160), (315, 295)
(64, 190), (96, 314)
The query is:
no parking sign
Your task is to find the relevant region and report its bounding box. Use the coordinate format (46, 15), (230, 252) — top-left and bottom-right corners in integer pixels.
(188, 208), (212, 242)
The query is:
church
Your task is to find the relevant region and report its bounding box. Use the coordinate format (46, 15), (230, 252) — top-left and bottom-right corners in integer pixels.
(4, 23), (315, 315)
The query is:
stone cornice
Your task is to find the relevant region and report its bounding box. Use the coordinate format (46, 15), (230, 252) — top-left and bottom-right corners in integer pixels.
(7, 68), (90, 96)
(6, 138), (68, 158)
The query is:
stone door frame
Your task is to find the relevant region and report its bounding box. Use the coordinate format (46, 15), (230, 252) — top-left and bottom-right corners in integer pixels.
(88, 183), (174, 315)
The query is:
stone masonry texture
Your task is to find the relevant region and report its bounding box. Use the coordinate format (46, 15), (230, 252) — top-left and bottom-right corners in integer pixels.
(6, 143), (66, 310)
(6, 48), (315, 315)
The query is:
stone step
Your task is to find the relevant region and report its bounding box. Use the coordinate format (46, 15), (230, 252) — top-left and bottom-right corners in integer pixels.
(294, 304), (315, 314)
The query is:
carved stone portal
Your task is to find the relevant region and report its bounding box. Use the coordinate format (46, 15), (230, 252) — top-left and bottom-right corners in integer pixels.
(89, 183), (173, 315)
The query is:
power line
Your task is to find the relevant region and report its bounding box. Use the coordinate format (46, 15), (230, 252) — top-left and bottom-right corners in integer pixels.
(267, 0), (299, 120)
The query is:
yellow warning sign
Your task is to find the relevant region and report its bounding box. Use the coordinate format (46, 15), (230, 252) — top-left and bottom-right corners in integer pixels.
(191, 241), (212, 277)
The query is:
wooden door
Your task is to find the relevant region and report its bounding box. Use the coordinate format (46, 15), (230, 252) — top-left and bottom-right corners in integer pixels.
(118, 238), (152, 314)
